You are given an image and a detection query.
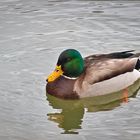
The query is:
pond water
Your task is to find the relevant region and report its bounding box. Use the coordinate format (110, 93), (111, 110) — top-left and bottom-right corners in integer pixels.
(0, 0), (140, 140)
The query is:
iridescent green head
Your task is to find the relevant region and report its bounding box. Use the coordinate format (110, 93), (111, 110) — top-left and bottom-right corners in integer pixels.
(57, 49), (84, 77)
(47, 49), (84, 82)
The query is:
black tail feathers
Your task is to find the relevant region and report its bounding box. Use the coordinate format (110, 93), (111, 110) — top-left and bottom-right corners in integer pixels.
(135, 58), (140, 70)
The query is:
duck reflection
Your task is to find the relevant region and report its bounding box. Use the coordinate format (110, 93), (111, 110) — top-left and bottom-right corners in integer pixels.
(47, 94), (84, 134)
(46, 80), (140, 134)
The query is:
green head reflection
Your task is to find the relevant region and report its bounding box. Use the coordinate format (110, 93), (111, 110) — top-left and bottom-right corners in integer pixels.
(47, 94), (84, 134)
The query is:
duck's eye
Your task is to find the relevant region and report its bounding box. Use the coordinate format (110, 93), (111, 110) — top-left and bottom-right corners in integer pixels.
(55, 69), (59, 72)
(67, 58), (71, 61)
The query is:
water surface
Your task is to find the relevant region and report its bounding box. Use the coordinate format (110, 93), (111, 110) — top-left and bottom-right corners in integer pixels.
(0, 0), (140, 140)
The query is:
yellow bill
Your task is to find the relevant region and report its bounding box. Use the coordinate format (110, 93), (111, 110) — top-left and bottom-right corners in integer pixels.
(47, 65), (63, 82)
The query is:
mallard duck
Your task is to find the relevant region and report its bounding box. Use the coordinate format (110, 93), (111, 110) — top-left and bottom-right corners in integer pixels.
(46, 49), (140, 99)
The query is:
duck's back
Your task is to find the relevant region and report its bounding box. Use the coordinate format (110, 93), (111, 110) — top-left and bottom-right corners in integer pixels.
(74, 51), (140, 98)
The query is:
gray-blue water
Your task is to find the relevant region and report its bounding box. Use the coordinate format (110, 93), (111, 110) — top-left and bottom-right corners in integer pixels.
(0, 0), (140, 140)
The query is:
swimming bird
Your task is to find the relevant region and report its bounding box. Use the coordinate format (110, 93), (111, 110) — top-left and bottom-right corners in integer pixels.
(46, 49), (140, 99)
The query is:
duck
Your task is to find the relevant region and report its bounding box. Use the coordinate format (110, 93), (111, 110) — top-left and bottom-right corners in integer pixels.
(46, 49), (140, 99)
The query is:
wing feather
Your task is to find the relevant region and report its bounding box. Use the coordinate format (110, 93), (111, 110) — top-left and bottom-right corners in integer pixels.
(84, 58), (138, 84)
